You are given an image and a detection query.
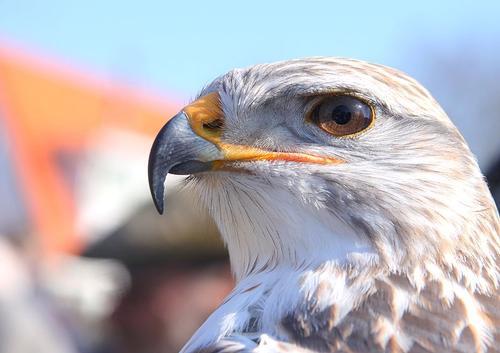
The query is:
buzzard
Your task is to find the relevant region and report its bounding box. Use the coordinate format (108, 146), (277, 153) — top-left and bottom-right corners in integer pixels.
(148, 58), (499, 352)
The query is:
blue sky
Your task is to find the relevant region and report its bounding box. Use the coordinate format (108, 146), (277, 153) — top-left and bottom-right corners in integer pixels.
(1, 1), (500, 96)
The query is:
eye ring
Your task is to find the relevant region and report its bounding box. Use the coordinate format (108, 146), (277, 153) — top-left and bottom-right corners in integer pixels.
(307, 94), (375, 138)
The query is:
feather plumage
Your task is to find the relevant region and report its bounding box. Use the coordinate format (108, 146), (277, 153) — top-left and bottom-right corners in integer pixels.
(148, 58), (499, 353)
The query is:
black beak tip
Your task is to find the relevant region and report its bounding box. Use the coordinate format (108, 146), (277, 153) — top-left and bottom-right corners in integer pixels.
(148, 137), (166, 215)
(152, 188), (165, 215)
(148, 168), (166, 215)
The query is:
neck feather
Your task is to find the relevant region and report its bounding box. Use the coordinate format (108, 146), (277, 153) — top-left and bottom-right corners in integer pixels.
(193, 175), (377, 281)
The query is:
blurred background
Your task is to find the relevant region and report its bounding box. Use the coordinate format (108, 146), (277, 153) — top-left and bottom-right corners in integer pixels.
(0, 1), (499, 352)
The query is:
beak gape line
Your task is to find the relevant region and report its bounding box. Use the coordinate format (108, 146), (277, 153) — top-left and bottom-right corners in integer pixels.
(148, 93), (344, 215)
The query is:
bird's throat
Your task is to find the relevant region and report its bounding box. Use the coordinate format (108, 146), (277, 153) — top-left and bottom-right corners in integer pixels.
(199, 175), (377, 281)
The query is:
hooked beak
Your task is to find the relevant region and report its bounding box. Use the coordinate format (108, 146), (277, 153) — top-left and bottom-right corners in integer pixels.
(148, 111), (222, 214)
(149, 92), (225, 214)
(148, 92), (343, 214)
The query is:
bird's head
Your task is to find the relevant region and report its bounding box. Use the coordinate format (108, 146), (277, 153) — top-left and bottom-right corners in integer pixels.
(149, 58), (498, 280)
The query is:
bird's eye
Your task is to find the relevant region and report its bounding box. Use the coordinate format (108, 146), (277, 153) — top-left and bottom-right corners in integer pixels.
(309, 95), (374, 137)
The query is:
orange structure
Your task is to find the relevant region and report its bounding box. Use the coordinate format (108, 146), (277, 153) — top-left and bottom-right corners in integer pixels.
(0, 42), (179, 257)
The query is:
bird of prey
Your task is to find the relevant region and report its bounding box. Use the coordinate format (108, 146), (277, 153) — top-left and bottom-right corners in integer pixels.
(148, 58), (499, 353)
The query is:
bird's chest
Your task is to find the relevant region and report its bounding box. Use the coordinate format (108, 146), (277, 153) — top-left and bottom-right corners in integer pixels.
(248, 272), (499, 353)
(233, 268), (377, 342)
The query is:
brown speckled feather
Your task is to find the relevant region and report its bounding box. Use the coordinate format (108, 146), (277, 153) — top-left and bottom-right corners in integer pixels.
(198, 267), (498, 353)
(282, 272), (498, 353)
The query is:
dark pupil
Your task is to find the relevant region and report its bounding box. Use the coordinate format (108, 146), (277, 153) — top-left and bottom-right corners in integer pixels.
(331, 105), (352, 125)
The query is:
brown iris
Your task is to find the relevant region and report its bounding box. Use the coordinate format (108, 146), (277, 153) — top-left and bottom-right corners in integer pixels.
(309, 95), (374, 137)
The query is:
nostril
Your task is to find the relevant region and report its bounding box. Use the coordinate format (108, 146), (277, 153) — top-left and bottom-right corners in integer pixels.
(203, 118), (224, 130)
